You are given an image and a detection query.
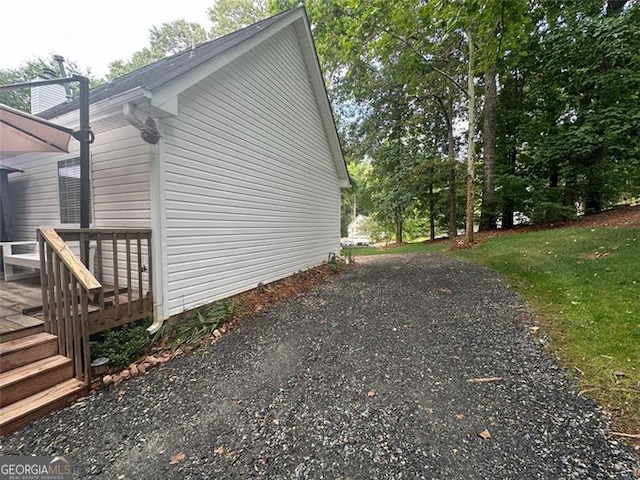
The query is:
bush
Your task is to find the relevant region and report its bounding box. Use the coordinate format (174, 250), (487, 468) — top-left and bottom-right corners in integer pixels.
(153, 301), (236, 349)
(90, 319), (152, 368)
(529, 201), (577, 223)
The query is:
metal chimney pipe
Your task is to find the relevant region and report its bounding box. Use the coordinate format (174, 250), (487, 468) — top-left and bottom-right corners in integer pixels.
(53, 54), (74, 103)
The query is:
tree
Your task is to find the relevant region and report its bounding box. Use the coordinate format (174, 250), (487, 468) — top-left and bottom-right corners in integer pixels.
(107, 20), (209, 79)
(0, 58), (98, 112)
(508, 0), (640, 219)
(208, 0), (267, 38)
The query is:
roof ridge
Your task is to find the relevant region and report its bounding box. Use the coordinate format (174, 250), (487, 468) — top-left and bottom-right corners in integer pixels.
(106, 8), (296, 85)
(39, 7), (302, 120)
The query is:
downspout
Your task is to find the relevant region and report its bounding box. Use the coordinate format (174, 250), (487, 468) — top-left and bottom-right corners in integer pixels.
(123, 103), (164, 333)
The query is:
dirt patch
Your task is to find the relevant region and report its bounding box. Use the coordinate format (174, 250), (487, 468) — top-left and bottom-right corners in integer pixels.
(230, 263), (341, 317)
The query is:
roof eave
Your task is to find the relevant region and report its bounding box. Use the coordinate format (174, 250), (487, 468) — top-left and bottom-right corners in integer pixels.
(46, 87), (152, 129)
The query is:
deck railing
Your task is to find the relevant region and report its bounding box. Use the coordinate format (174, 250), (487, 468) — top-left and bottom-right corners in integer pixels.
(37, 227), (153, 383)
(38, 228), (100, 384)
(55, 228), (153, 334)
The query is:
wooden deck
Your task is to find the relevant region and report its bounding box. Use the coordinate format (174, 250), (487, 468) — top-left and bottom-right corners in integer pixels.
(0, 278), (45, 342)
(1, 228), (153, 435)
(0, 277), (151, 337)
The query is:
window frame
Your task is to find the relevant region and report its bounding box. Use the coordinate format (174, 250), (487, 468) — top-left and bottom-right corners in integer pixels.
(57, 156), (92, 225)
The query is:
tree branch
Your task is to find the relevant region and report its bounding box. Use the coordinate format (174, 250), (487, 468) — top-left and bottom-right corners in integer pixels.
(384, 29), (468, 98)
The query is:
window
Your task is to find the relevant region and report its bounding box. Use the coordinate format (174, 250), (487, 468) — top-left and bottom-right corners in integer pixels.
(58, 158), (91, 224)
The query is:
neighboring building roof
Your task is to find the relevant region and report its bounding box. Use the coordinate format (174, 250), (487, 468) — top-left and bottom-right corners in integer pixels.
(39, 9), (294, 120)
(347, 214), (370, 230)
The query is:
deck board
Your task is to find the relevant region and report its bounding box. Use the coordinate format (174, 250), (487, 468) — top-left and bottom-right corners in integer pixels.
(0, 279), (44, 339)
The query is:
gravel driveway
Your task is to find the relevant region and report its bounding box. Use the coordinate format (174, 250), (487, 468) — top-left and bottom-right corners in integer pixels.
(1, 254), (638, 479)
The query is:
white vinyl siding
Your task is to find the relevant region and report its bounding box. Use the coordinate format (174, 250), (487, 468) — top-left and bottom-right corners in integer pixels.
(162, 25), (341, 315)
(6, 124), (151, 239)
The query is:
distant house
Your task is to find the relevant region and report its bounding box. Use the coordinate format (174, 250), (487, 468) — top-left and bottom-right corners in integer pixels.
(347, 214), (371, 245)
(3, 7), (350, 327)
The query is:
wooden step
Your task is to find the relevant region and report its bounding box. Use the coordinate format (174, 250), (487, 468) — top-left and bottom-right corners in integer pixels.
(0, 314), (45, 343)
(0, 378), (86, 436)
(0, 332), (58, 373)
(0, 355), (73, 407)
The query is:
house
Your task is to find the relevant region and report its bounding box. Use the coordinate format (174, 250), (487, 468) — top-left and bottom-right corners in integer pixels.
(0, 7), (349, 434)
(4, 6), (349, 325)
(346, 214), (371, 246)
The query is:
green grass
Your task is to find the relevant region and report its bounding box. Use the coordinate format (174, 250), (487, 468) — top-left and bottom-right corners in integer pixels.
(452, 226), (640, 431)
(342, 239), (448, 256)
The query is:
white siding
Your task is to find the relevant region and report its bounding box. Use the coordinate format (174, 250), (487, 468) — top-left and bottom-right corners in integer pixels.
(162, 25), (341, 316)
(5, 124), (151, 239)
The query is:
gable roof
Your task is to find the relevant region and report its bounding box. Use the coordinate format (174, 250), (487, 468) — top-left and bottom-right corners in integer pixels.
(38, 7), (350, 188)
(40, 9), (294, 120)
(347, 214), (370, 230)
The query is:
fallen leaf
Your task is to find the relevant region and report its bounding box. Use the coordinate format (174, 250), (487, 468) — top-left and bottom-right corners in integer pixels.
(455, 413), (465, 420)
(466, 377), (503, 384)
(367, 390), (376, 398)
(478, 429), (491, 440)
(170, 452), (186, 465)
(214, 446), (225, 455)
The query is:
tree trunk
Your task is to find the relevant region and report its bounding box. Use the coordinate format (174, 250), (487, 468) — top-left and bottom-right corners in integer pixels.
(429, 177), (436, 241)
(395, 211), (403, 244)
(465, 29), (476, 244)
(352, 192), (357, 221)
(480, 63), (497, 231)
(502, 147), (516, 229)
(447, 97), (457, 244)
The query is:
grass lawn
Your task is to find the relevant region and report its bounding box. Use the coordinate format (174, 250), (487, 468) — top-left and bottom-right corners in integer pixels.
(452, 226), (640, 434)
(342, 239), (448, 256)
(346, 226), (640, 433)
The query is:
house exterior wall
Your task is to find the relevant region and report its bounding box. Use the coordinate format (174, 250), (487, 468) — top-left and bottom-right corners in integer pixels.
(6, 124), (151, 239)
(160, 25), (342, 316)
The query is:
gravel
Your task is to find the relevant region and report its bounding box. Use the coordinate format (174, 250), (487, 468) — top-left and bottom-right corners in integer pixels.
(1, 253), (638, 479)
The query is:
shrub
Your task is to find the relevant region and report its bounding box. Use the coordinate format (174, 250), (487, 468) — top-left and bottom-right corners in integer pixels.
(90, 319), (152, 368)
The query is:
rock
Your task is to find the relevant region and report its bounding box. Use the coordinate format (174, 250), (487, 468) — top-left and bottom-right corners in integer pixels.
(102, 375), (114, 386)
(145, 355), (159, 365)
(213, 329), (222, 338)
(130, 365), (139, 377)
(157, 354), (171, 364)
(138, 363), (147, 374)
(120, 369), (131, 380)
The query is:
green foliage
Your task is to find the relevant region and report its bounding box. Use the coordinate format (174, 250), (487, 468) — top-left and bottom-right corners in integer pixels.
(90, 319), (152, 368)
(153, 301), (236, 349)
(453, 225), (640, 429)
(342, 239), (447, 257)
(107, 20), (209, 79)
(510, 0), (640, 214)
(208, 0), (268, 39)
(0, 58), (98, 112)
(529, 202), (576, 224)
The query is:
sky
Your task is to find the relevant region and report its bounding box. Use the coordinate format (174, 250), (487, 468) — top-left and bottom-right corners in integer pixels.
(1, 0), (214, 78)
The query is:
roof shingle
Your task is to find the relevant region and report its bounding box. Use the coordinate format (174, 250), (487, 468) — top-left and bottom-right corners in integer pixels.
(40, 8), (295, 120)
